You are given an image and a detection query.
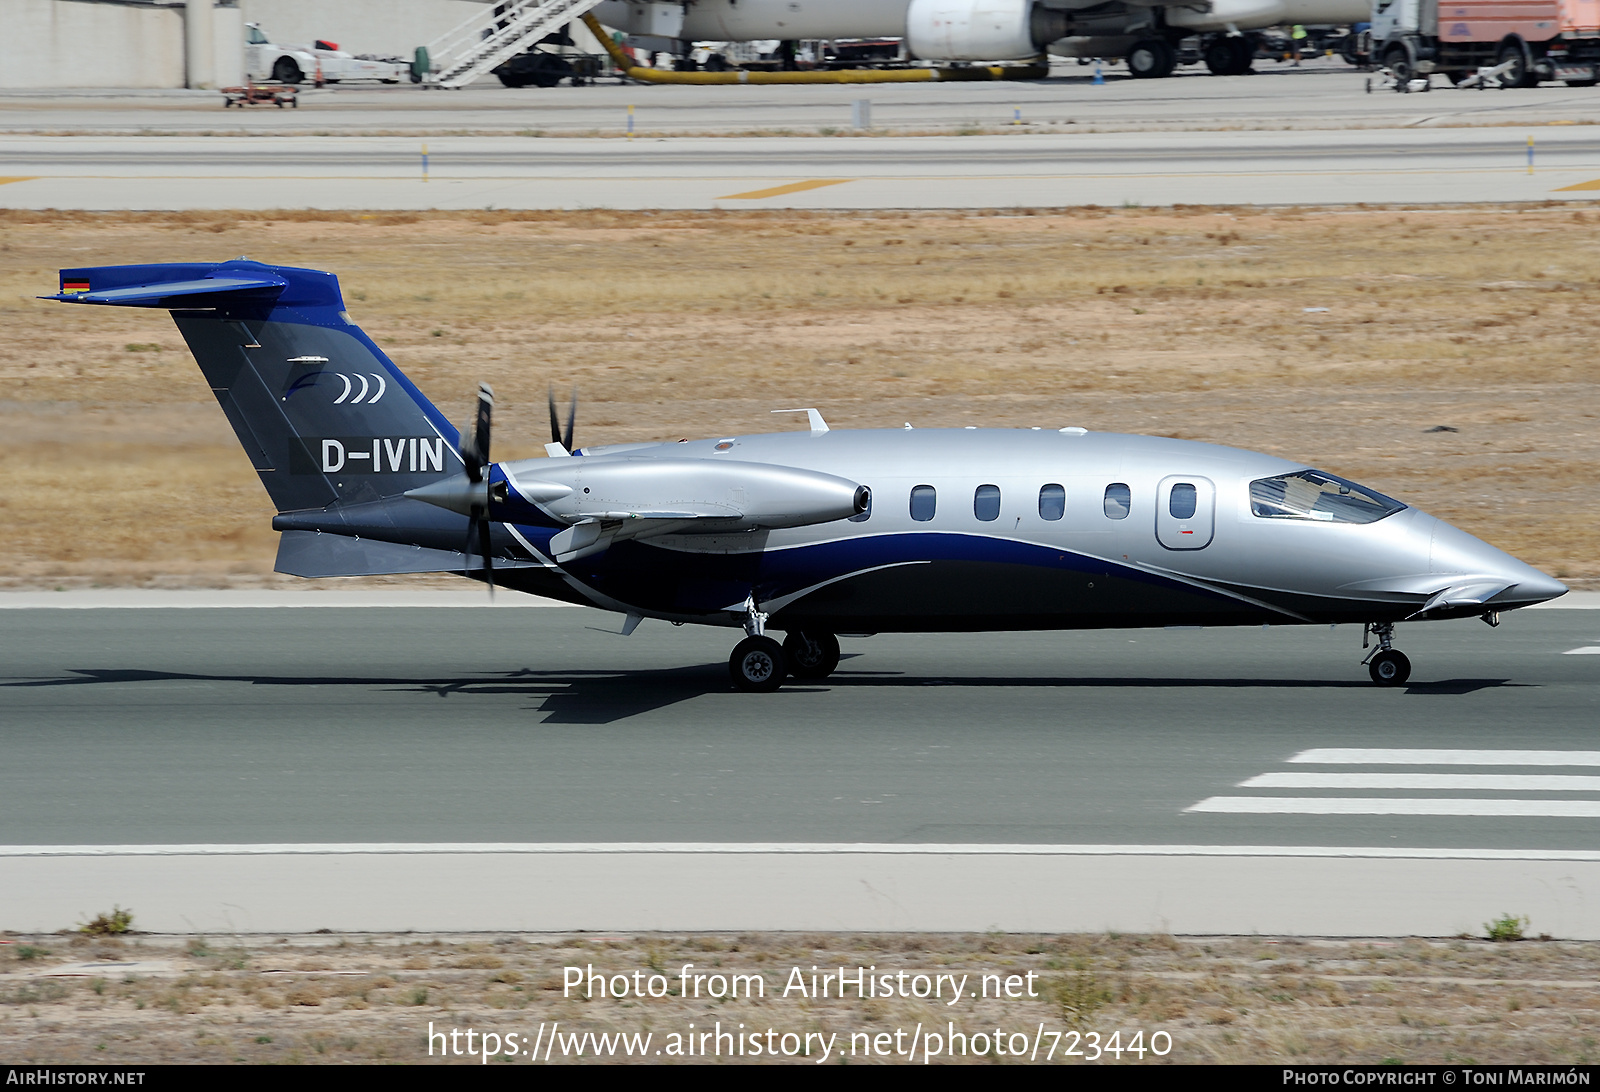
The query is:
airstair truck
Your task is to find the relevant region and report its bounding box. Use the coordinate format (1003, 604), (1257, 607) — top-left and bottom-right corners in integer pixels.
(1370, 0), (1600, 86)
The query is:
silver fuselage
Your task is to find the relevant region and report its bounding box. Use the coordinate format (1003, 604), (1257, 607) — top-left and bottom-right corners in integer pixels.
(493, 427), (1565, 632)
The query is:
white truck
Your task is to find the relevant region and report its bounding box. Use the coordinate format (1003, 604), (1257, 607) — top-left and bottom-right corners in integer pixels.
(245, 23), (413, 85)
(1368, 0), (1600, 86)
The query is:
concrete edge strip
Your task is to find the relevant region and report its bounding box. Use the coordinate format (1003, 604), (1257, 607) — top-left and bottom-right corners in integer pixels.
(4, 843), (1598, 861)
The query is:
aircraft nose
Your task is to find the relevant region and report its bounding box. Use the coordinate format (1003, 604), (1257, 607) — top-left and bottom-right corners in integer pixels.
(1428, 517), (1567, 607)
(1507, 569), (1569, 606)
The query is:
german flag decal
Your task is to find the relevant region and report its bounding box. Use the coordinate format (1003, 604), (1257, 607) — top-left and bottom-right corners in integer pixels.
(61, 280), (90, 294)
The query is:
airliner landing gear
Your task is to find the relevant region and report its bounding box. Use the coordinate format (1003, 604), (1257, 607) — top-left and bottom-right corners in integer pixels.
(1204, 35), (1255, 76)
(783, 630), (840, 680)
(729, 595), (788, 692)
(1362, 622), (1412, 687)
(1127, 38), (1177, 79)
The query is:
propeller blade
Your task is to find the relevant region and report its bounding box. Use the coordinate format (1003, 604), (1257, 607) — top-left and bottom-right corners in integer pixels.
(460, 383), (493, 482)
(479, 515), (494, 598)
(459, 382), (495, 598)
(563, 386), (577, 452)
(473, 382), (493, 467)
(548, 384), (563, 447)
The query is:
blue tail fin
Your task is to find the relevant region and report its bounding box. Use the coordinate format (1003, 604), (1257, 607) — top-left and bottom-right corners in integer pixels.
(49, 259), (461, 514)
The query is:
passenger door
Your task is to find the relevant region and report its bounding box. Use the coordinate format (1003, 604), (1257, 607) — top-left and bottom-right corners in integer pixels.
(1155, 475), (1214, 550)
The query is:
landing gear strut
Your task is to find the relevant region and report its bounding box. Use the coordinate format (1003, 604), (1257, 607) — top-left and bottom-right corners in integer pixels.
(1362, 622), (1412, 687)
(729, 595), (787, 692)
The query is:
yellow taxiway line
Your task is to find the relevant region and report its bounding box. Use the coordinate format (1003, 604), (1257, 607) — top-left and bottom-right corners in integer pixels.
(717, 179), (854, 200)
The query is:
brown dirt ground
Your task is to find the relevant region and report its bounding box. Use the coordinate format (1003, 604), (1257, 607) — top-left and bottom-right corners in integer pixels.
(3, 930), (1597, 1065)
(0, 206), (1595, 591)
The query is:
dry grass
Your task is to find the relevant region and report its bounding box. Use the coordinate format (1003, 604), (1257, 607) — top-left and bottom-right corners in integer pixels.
(1, 205), (1596, 588)
(3, 931), (1597, 1064)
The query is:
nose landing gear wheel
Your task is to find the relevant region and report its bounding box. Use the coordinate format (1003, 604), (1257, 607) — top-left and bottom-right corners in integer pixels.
(1368, 649), (1412, 687)
(783, 631), (840, 680)
(729, 635), (787, 692)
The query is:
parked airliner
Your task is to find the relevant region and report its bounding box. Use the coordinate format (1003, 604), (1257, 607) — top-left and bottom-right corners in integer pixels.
(47, 260), (1566, 690)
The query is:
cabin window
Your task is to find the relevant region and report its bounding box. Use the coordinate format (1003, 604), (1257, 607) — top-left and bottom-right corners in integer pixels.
(974, 484), (1000, 522)
(910, 484), (937, 522)
(848, 488), (872, 522)
(1250, 470), (1405, 525)
(1103, 483), (1131, 520)
(1169, 482), (1197, 520)
(1038, 483), (1065, 521)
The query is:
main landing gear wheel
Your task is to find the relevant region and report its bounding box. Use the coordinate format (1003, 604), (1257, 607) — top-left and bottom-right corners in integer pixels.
(1127, 38), (1176, 79)
(729, 636), (787, 692)
(1204, 36), (1253, 76)
(1368, 649), (1412, 687)
(783, 631), (840, 680)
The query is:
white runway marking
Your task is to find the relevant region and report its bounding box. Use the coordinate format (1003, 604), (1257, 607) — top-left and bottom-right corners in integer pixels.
(1287, 749), (1600, 766)
(1240, 772), (1600, 792)
(1563, 646), (1600, 655)
(1188, 797), (1600, 817)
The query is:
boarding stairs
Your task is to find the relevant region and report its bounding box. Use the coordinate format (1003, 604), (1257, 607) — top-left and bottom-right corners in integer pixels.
(423, 0), (608, 88)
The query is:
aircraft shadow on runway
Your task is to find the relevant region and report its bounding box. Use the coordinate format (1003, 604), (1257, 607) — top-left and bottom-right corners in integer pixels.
(0, 666), (1524, 725)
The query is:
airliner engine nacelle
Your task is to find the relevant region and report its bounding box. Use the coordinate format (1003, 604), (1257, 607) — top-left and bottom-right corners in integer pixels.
(905, 0), (1069, 61)
(1164, 0), (1286, 32)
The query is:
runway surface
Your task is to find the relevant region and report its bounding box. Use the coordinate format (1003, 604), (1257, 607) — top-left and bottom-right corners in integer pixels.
(3, 601), (1595, 849)
(9, 67), (1600, 208)
(4, 597), (1595, 933)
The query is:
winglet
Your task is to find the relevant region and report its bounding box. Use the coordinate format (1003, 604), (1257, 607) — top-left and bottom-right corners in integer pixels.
(771, 408), (829, 433)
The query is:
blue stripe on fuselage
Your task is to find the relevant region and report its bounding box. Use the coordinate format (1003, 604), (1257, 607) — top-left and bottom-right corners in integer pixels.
(532, 530), (1233, 618)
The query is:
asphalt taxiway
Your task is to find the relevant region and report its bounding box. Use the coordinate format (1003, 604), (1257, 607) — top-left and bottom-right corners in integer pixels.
(6, 128), (1600, 209)
(2, 598), (1597, 934)
(9, 66), (1600, 209)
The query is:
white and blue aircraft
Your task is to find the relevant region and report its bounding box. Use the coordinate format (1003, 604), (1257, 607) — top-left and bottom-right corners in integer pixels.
(48, 259), (1567, 690)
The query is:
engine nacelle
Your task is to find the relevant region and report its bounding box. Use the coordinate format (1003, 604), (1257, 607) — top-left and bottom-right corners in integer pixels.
(1165, 0), (1286, 32)
(906, 0), (1069, 61)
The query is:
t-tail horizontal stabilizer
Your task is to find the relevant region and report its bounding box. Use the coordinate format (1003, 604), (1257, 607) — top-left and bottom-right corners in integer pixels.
(47, 259), (472, 573)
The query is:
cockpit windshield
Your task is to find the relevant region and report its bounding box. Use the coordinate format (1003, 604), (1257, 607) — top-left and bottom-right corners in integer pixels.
(1249, 470), (1405, 525)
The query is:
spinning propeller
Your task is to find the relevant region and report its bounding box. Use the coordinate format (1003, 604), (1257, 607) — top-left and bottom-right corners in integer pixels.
(410, 382), (588, 591)
(460, 382), (495, 593)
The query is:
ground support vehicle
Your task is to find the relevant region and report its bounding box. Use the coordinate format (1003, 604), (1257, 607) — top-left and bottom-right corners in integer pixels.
(494, 49), (603, 85)
(220, 84), (298, 108)
(245, 23), (410, 86)
(1369, 0), (1600, 86)
(493, 26), (606, 86)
